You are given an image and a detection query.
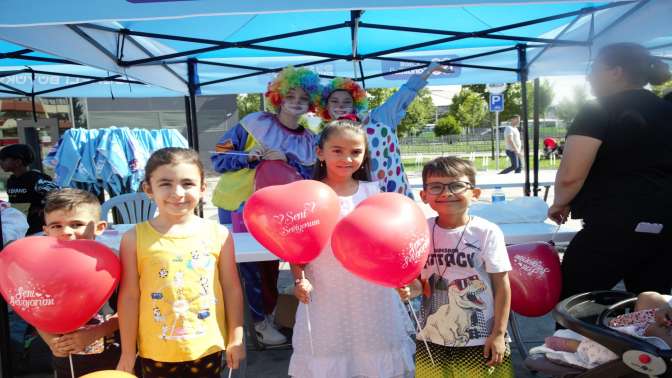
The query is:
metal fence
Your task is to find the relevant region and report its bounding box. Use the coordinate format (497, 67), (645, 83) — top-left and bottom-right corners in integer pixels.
(399, 127), (567, 156)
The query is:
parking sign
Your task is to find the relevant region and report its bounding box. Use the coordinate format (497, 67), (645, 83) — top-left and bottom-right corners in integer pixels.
(489, 94), (504, 112)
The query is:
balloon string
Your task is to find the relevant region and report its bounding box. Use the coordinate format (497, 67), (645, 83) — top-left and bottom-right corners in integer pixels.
(69, 353), (75, 378)
(406, 299), (435, 367)
(302, 271), (315, 356)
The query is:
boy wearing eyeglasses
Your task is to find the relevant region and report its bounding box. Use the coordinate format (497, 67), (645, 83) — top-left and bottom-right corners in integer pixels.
(398, 156), (513, 377)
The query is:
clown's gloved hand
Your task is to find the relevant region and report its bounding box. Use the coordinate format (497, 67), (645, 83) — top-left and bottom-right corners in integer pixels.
(262, 149), (287, 162)
(247, 145), (267, 162)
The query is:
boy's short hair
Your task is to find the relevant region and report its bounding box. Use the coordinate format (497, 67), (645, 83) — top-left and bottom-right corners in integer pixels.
(422, 156), (477, 185)
(0, 144), (35, 165)
(44, 188), (101, 219)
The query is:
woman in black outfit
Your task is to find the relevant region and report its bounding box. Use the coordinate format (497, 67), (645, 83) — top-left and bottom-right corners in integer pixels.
(549, 43), (672, 298)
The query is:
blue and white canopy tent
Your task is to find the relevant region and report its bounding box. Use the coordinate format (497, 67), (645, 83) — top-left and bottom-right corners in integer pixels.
(0, 41), (182, 100)
(0, 2), (671, 374)
(0, 0), (669, 185)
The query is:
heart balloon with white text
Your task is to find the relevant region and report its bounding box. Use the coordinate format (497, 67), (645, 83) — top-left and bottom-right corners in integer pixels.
(243, 180), (340, 264)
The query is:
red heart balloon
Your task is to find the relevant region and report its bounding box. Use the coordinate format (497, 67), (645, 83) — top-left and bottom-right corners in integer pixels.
(0, 236), (121, 334)
(254, 160), (302, 190)
(331, 192), (431, 288)
(243, 180), (340, 264)
(508, 242), (562, 317)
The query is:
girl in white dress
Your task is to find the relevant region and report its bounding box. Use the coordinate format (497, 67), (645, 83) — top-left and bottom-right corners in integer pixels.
(288, 118), (415, 378)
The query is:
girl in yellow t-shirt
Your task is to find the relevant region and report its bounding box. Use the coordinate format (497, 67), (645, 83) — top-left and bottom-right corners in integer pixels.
(116, 147), (244, 378)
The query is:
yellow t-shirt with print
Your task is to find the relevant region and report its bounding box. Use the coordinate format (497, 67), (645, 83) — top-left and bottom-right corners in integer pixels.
(136, 220), (228, 362)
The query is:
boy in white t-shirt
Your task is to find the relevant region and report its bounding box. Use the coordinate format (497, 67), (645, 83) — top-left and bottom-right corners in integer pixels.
(399, 156), (513, 377)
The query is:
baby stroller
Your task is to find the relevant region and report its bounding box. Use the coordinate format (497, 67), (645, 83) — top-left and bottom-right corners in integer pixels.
(525, 290), (672, 377)
(543, 137), (563, 159)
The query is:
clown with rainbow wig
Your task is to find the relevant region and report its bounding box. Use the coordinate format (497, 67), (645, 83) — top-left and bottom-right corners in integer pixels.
(210, 66), (321, 346)
(319, 62), (448, 198)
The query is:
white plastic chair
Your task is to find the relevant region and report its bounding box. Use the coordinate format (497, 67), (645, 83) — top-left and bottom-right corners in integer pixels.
(101, 192), (157, 224)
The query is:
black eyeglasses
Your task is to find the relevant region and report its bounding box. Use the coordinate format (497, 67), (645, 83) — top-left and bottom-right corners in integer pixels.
(425, 181), (474, 195)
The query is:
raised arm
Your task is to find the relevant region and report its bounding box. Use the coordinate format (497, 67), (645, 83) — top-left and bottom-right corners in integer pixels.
(369, 62), (447, 129)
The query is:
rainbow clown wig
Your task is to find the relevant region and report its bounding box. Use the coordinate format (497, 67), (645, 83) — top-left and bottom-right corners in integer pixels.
(264, 66), (322, 114)
(318, 77), (369, 121)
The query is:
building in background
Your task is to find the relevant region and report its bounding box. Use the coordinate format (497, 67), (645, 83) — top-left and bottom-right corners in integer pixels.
(86, 95), (238, 172)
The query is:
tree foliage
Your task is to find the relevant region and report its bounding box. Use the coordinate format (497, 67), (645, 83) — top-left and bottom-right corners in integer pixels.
(463, 80), (554, 122)
(652, 79), (672, 98)
(366, 87), (435, 137)
(434, 114), (462, 136)
(447, 88), (487, 133)
(236, 93), (262, 118)
(555, 86), (589, 126)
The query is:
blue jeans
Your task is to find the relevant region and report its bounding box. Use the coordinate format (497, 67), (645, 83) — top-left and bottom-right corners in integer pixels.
(500, 149), (521, 174)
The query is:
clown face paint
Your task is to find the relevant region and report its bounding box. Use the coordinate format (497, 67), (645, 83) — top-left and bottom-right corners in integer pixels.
(327, 90), (355, 119)
(280, 88), (310, 116)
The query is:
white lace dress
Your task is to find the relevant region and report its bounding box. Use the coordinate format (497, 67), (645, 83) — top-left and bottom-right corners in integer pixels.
(288, 181), (415, 378)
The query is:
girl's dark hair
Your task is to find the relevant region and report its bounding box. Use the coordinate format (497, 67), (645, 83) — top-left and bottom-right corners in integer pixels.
(598, 43), (671, 86)
(313, 119), (372, 182)
(144, 147), (204, 185)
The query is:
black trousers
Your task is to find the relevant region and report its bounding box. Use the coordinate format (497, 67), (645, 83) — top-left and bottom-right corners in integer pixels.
(560, 222), (672, 300)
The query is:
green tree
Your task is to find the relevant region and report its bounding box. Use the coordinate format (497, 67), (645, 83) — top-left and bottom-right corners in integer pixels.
(434, 114), (462, 136)
(366, 87), (435, 137)
(528, 80), (555, 119)
(652, 79), (672, 97)
(465, 80), (554, 122)
(448, 88), (487, 133)
(555, 86), (589, 126)
(236, 93), (262, 118)
(72, 97), (88, 128)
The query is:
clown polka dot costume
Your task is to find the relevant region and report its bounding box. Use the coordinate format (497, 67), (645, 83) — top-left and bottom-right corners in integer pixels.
(364, 74), (428, 198)
(320, 74), (429, 198)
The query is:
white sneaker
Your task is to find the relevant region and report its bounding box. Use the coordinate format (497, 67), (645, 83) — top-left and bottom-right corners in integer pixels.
(254, 318), (287, 345)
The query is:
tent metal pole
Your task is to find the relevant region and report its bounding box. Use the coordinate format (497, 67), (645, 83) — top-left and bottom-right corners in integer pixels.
(187, 59), (199, 152)
(184, 95), (193, 147)
(0, 207), (11, 378)
(350, 10), (362, 79)
(359, 22), (586, 46)
(119, 23), (348, 66)
(518, 44), (531, 196)
(527, 11), (585, 68)
(592, 0), (649, 41)
(533, 78), (540, 197)
(358, 60), (367, 90)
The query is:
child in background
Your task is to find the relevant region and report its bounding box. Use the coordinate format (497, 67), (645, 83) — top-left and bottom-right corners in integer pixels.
(116, 147), (244, 377)
(211, 66), (321, 346)
(399, 157), (513, 377)
(38, 188), (121, 377)
(0, 144), (58, 234)
(289, 119), (415, 378)
(318, 62), (447, 198)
